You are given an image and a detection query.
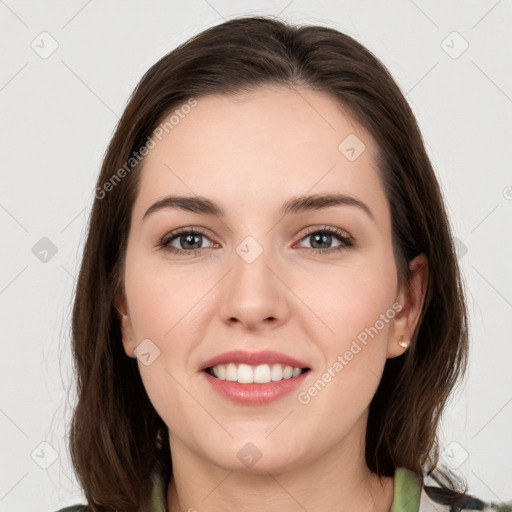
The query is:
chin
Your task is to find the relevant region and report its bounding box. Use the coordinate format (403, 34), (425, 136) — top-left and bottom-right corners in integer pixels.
(200, 435), (312, 475)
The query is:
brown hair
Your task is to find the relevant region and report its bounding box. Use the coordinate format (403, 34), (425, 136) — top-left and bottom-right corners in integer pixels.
(69, 15), (470, 510)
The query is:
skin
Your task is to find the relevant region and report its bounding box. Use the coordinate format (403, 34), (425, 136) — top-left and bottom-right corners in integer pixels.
(115, 85), (428, 512)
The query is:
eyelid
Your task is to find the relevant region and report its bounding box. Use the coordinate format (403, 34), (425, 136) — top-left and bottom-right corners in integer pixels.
(298, 225), (352, 241)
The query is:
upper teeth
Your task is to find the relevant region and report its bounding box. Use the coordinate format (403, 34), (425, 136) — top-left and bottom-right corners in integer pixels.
(210, 363), (303, 384)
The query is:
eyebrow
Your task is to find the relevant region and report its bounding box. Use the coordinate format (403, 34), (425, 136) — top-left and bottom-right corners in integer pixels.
(142, 193), (375, 222)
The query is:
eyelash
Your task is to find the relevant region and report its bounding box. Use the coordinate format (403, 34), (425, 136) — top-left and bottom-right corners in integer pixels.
(158, 225), (354, 256)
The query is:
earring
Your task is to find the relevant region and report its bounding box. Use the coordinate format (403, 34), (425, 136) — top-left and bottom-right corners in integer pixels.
(398, 335), (410, 349)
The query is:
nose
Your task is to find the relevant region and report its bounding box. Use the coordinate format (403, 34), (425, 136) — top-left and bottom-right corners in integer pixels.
(218, 243), (291, 331)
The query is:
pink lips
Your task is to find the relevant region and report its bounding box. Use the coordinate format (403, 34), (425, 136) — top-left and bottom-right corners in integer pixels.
(200, 349), (311, 406)
(202, 370), (309, 405)
(200, 349), (310, 371)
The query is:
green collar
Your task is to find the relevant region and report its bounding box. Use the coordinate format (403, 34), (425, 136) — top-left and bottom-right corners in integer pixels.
(150, 466), (422, 512)
(149, 470), (165, 511)
(390, 467), (422, 512)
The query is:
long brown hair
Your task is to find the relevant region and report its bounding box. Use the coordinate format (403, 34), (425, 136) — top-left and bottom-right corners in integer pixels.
(69, 15), (469, 510)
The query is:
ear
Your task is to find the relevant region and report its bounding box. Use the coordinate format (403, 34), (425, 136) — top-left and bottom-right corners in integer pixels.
(387, 254), (429, 358)
(113, 290), (137, 359)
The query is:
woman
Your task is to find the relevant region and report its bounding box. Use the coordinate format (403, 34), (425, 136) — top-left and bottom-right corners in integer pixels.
(56, 15), (492, 512)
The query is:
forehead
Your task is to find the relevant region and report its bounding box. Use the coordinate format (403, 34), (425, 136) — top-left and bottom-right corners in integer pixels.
(132, 86), (387, 221)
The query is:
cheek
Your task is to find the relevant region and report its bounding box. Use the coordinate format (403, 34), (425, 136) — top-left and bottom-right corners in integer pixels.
(124, 250), (210, 341)
(295, 266), (397, 432)
(297, 251), (398, 348)
(292, 252), (397, 413)
(123, 257), (206, 434)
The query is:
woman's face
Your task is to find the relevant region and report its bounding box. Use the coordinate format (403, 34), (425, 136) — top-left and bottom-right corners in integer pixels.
(116, 86), (424, 474)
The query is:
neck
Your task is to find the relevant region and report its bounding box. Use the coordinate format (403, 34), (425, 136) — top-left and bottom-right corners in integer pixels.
(166, 413), (394, 512)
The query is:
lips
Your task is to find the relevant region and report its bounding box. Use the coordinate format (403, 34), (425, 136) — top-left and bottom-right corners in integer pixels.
(200, 349), (310, 372)
(200, 350), (311, 405)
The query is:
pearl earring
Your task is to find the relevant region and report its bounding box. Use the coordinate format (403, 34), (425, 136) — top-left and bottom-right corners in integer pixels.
(398, 335), (410, 349)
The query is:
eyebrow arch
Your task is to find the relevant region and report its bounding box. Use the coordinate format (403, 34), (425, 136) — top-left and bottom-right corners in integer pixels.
(142, 193), (375, 222)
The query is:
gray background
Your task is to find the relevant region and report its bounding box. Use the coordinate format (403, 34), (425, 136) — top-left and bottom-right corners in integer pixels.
(1, 1), (511, 510)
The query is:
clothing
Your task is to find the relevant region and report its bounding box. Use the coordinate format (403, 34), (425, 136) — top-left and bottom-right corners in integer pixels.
(54, 467), (480, 511)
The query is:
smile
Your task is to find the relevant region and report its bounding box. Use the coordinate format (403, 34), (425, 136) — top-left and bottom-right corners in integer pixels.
(206, 363), (309, 384)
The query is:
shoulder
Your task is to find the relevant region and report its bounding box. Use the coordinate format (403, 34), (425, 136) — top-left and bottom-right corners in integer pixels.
(53, 506), (88, 512)
(421, 485), (488, 512)
(420, 487), (451, 511)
